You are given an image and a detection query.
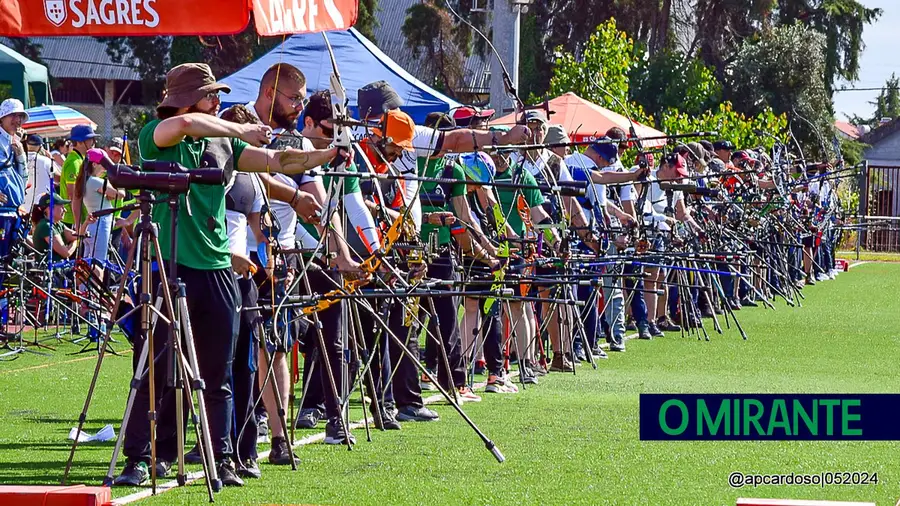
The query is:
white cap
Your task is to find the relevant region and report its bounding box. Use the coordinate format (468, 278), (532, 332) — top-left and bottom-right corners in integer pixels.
(0, 99), (28, 122)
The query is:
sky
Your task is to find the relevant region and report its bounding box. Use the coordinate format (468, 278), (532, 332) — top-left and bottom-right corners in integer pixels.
(832, 0), (899, 122)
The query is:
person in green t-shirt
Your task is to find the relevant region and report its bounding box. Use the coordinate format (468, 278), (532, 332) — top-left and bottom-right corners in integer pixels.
(113, 62), (337, 489)
(30, 192), (93, 259)
(60, 124), (98, 227)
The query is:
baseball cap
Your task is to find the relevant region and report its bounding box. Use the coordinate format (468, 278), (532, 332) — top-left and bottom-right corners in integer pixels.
(37, 192), (71, 208)
(69, 124), (99, 142)
(374, 110), (415, 151)
(524, 110), (548, 124)
(731, 150), (752, 163)
(713, 140), (735, 151)
(25, 134), (43, 146)
(589, 138), (618, 164)
(664, 152), (690, 177)
(0, 98), (28, 122)
(424, 112), (456, 130)
(459, 152), (496, 183)
(108, 137), (124, 153)
(357, 81), (403, 120)
(544, 124), (570, 145)
(451, 106), (495, 127)
(158, 63), (230, 110)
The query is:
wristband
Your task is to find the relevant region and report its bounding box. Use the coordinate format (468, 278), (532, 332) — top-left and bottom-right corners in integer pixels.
(290, 189), (300, 207)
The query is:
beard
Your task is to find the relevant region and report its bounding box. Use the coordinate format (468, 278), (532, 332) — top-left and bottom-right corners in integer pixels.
(271, 102), (299, 131)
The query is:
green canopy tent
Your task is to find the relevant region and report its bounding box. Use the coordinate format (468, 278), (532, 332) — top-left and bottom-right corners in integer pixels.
(0, 44), (50, 108)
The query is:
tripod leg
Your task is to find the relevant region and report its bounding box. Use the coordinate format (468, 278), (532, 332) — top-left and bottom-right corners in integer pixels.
(360, 301), (506, 463)
(255, 322), (297, 470)
(63, 233), (139, 484)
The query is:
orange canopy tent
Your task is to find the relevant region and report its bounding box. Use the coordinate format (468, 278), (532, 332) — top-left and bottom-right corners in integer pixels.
(491, 92), (667, 148)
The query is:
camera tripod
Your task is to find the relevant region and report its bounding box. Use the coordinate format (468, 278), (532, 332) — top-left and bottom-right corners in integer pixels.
(63, 190), (220, 500)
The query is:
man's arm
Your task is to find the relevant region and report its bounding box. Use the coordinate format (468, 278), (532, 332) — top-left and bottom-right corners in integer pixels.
(589, 168), (645, 185)
(237, 146), (337, 175)
(438, 126), (529, 156)
(153, 113), (271, 148)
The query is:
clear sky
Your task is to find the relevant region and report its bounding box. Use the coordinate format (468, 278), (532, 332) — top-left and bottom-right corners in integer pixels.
(832, 0), (898, 122)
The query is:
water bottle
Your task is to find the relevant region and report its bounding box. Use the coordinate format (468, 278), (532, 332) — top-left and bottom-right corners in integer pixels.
(87, 312), (98, 342)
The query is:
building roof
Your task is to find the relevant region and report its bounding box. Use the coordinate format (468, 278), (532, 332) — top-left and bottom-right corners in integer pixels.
(374, 0), (490, 97)
(834, 120), (860, 140)
(1, 37), (140, 81)
(859, 117), (900, 146)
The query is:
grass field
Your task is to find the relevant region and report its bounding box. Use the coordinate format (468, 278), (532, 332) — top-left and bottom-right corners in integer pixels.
(1, 262), (898, 505)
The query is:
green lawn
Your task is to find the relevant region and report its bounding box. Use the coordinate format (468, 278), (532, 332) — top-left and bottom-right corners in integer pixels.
(1, 263), (898, 505)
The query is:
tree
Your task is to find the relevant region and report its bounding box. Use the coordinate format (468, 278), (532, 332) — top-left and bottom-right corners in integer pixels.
(402, 1), (468, 98)
(629, 49), (722, 121)
(356, 0), (381, 43)
(728, 23), (834, 159)
(869, 73), (900, 124)
(548, 19), (653, 125)
(777, 0), (882, 94)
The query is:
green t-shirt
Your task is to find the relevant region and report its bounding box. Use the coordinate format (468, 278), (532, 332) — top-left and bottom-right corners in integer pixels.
(299, 161), (362, 242)
(138, 119), (247, 270)
(494, 167), (544, 237)
(33, 219), (65, 256)
(418, 157), (466, 245)
(60, 150), (84, 224)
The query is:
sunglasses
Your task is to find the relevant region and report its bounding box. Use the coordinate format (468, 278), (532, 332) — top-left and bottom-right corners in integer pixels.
(204, 92), (221, 102)
(317, 121), (334, 138)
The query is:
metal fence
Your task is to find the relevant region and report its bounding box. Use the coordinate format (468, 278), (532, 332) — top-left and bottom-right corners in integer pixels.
(859, 163), (900, 252)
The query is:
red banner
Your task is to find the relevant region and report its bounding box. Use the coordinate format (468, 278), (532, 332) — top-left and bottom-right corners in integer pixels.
(253, 0), (357, 36)
(0, 0), (251, 36)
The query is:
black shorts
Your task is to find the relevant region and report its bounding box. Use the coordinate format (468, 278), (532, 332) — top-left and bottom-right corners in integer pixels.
(801, 235), (815, 248)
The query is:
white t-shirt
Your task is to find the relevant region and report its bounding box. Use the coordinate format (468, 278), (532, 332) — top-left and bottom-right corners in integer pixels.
(225, 173), (264, 256)
(643, 169), (683, 232)
(25, 152), (53, 210)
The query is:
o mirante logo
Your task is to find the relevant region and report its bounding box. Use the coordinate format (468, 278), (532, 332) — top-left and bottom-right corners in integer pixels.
(639, 394), (900, 440)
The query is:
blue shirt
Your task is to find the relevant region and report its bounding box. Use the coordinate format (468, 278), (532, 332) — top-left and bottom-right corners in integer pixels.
(0, 129), (26, 214)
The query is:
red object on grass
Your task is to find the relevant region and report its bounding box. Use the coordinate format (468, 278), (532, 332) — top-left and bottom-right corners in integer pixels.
(737, 499), (875, 506)
(0, 485), (112, 506)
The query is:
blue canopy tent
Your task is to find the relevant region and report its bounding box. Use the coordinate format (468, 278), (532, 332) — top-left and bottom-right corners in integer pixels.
(219, 28), (460, 124)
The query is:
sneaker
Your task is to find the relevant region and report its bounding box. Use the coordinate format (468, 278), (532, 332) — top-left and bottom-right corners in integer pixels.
(473, 359), (486, 375)
(740, 297), (758, 307)
(638, 323), (653, 340)
(237, 458), (261, 479)
(648, 322), (664, 338)
(657, 317), (681, 332)
(549, 354), (574, 373)
(217, 459), (244, 487)
(294, 408), (324, 429)
(816, 273), (829, 282)
(805, 276), (816, 286)
(457, 386), (482, 403)
(609, 342), (625, 352)
(713, 306), (724, 315)
(625, 318), (637, 331)
(268, 436), (299, 465)
(728, 298), (742, 310)
(324, 417), (357, 445)
(113, 460), (149, 486)
(520, 366), (539, 384)
(486, 374), (517, 393)
(257, 418), (269, 444)
(373, 407), (401, 430)
(155, 458), (172, 478)
(590, 344), (608, 359)
(526, 359), (548, 376)
(420, 370), (437, 391)
(184, 444), (202, 464)
(573, 346), (588, 362)
(396, 405), (440, 422)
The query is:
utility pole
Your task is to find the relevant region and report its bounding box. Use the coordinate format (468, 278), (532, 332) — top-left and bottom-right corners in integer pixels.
(488, 0), (531, 114)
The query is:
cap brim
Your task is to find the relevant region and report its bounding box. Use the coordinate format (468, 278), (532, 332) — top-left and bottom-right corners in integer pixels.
(475, 108), (495, 118)
(397, 140), (414, 151)
(675, 166), (690, 177)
